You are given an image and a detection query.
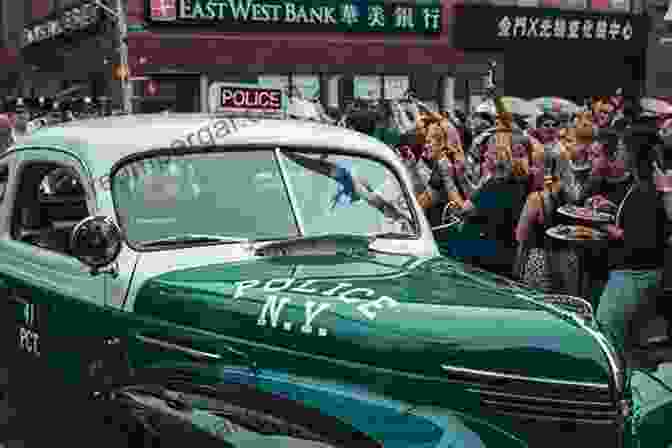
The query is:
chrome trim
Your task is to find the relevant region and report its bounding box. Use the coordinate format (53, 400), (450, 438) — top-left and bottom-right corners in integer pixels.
(440, 364), (610, 391)
(466, 388), (614, 408)
(135, 334), (221, 361)
(478, 408), (618, 425)
(584, 326), (624, 395)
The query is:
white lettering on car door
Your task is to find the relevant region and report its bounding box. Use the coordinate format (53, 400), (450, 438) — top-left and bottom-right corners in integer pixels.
(14, 298), (41, 357)
(19, 326), (40, 357)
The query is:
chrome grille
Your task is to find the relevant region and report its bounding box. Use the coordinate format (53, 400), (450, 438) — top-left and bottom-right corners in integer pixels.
(471, 387), (619, 424)
(441, 364), (620, 425)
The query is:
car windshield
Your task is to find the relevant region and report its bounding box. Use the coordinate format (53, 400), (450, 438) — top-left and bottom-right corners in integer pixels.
(111, 148), (418, 248)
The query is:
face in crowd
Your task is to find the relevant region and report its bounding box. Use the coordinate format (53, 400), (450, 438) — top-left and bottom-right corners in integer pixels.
(591, 96), (615, 128)
(425, 122), (447, 161)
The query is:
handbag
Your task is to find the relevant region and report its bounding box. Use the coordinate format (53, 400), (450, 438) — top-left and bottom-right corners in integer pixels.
(517, 191), (556, 292)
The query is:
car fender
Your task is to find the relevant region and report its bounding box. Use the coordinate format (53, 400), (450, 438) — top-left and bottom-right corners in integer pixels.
(630, 367), (672, 447)
(119, 361), (526, 448)
(251, 369), (527, 448)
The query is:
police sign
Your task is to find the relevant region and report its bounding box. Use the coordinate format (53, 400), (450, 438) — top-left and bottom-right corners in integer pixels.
(209, 83), (284, 113)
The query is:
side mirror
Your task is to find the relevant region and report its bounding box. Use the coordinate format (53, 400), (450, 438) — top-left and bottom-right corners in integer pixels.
(70, 216), (122, 274)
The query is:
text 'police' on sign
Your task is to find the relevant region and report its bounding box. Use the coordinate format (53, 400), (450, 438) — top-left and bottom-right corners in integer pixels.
(220, 86), (282, 111)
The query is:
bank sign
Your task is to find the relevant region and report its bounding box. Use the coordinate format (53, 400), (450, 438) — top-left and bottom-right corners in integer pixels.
(209, 83), (284, 114)
(147, 0), (442, 34)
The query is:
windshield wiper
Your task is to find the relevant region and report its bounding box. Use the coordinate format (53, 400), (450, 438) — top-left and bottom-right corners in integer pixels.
(141, 234), (250, 248)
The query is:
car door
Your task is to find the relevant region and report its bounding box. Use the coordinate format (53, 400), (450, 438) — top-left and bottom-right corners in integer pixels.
(0, 148), (109, 395)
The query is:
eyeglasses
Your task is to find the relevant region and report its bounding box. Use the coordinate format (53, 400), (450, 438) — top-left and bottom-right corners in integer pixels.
(539, 121), (557, 129)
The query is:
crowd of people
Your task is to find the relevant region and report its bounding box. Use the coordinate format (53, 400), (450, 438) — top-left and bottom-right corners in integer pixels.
(366, 92), (672, 353)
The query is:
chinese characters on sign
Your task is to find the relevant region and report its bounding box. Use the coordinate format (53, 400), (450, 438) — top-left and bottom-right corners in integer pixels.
(22, 1), (102, 48)
(497, 15), (633, 41)
(147, 0), (442, 34)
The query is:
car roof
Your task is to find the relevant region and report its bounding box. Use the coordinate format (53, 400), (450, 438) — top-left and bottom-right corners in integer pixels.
(9, 114), (395, 178)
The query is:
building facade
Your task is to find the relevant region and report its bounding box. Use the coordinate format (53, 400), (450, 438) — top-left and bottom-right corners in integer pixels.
(125, 0), (460, 113)
(16, 0), (651, 113)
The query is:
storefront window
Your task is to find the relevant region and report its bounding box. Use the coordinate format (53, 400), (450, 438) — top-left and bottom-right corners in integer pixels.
(293, 75), (320, 101)
(384, 76), (409, 100)
(354, 75), (382, 101)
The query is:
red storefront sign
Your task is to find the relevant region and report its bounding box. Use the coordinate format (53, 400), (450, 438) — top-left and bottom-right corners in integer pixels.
(220, 87), (282, 111)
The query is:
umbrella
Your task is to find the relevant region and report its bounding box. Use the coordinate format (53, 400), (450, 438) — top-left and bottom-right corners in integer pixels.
(530, 97), (580, 117)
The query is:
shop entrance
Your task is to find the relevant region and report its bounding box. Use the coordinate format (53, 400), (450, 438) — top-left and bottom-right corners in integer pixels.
(137, 74), (201, 113)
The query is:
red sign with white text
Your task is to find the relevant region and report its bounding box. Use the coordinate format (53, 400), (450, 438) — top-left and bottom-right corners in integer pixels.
(219, 87), (282, 111)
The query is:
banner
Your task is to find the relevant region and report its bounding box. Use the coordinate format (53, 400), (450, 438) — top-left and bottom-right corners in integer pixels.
(22, 1), (104, 48)
(452, 4), (649, 55)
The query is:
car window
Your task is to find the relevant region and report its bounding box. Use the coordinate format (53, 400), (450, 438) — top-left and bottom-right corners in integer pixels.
(12, 162), (90, 255)
(39, 167), (86, 199)
(111, 148), (417, 249)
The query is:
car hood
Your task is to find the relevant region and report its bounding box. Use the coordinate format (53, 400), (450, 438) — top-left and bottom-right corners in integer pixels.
(132, 253), (611, 385)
